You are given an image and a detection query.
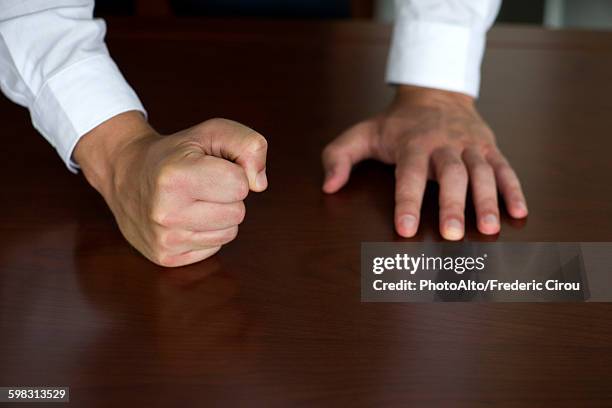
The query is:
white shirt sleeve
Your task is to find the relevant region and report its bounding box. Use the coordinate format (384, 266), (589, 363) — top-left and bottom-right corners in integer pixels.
(0, 0), (145, 173)
(386, 0), (501, 97)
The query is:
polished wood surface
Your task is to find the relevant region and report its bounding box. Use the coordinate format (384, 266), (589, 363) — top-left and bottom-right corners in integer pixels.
(1, 19), (612, 407)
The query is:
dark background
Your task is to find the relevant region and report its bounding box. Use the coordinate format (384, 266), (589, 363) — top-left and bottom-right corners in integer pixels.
(94, 0), (546, 24)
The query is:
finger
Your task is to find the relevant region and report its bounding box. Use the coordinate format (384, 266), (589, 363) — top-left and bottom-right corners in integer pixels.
(322, 121), (377, 193)
(156, 226), (239, 255)
(432, 147), (469, 241)
(394, 147), (429, 237)
(159, 155), (250, 204)
(463, 148), (500, 235)
(486, 150), (528, 219)
(189, 226), (239, 248)
(155, 246), (222, 268)
(195, 118), (268, 192)
(153, 201), (245, 232)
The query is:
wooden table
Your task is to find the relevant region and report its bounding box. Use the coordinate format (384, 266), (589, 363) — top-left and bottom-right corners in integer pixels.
(1, 18), (612, 407)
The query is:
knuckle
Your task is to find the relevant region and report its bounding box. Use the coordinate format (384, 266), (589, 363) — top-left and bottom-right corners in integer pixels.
(149, 246), (175, 267)
(487, 148), (507, 163)
(209, 245), (223, 254)
(395, 164), (423, 182)
(248, 133), (268, 152)
(234, 179), (250, 201)
(508, 186), (524, 200)
(204, 117), (234, 128)
(441, 160), (467, 177)
(394, 164), (405, 178)
(156, 164), (183, 191)
(232, 202), (247, 224)
(441, 200), (465, 214)
(456, 165), (469, 179)
(221, 226), (239, 244)
(154, 252), (179, 268)
(481, 144), (498, 157)
(322, 143), (341, 160)
(150, 206), (166, 225)
(197, 246), (222, 262)
(227, 162), (245, 180)
(497, 165), (517, 182)
(203, 227), (238, 247)
(476, 197), (498, 210)
(404, 138), (426, 152)
(223, 166), (249, 200)
(395, 182), (420, 201)
(512, 181), (524, 192)
(150, 206), (174, 227)
(395, 198), (419, 214)
(473, 162), (493, 177)
(155, 230), (182, 251)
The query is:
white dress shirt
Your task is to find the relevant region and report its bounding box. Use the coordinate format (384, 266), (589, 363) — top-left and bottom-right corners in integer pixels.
(0, 0), (500, 172)
(387, 0), (501, 97)
(0, 0), (145, 172)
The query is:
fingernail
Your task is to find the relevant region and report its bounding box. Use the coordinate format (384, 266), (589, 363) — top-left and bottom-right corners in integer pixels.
(400, 215), (417, 233)
(483, 213), (498, 226)
(444, 219), (464, 240)
(255, 170), (267, 190)
(325, 167), (335, 181)
(515, 201), (528, 215)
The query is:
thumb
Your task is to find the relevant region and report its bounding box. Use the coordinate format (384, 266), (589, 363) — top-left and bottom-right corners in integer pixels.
(322, 120), (377, 194)
(196, 118), (268, 192)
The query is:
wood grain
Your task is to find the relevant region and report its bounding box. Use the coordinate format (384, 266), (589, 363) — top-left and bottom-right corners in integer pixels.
(1, 19), (611, 407)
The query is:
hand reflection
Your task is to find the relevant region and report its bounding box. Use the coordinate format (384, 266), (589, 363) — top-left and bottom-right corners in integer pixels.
(154, 258), (261, 376)
(74, 244), (261, 380)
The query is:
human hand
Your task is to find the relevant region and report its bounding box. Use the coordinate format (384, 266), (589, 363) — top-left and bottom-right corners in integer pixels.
(74, 112), (268, 266)
(322, 85), (527, 240)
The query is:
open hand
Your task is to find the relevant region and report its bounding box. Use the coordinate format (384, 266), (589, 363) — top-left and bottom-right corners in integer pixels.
(322, 85), (527, 240)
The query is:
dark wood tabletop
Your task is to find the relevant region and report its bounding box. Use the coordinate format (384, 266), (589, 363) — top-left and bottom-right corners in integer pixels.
(1, 18), (612, 407)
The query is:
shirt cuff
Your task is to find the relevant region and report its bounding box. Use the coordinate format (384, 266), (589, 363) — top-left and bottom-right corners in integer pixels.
(385, 19), (487, 98)
(30, 53), (146, 173)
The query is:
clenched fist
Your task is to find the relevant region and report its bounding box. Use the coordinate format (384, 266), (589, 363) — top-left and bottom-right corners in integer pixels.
(74, 112), (267, 266)
(322, 85), (528, 240)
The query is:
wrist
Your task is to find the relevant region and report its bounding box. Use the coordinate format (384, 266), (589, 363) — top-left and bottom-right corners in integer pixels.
(73, 111), (159, 199)
(394, 85), (475, 109)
